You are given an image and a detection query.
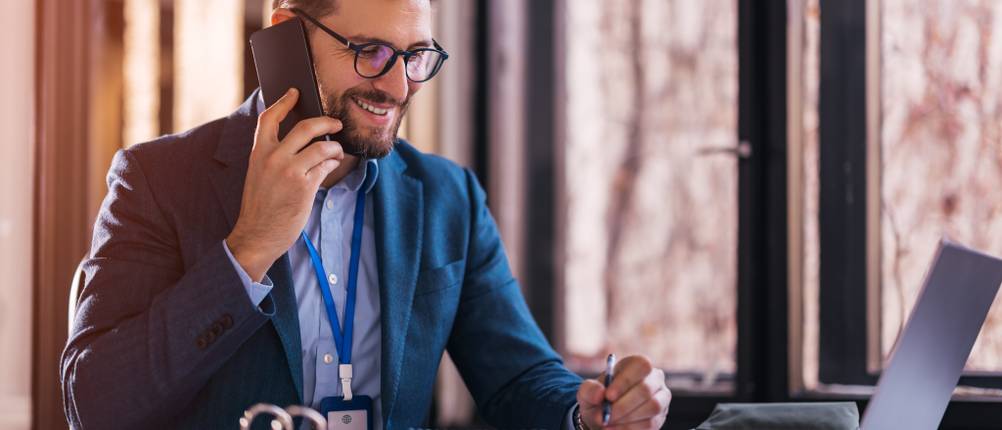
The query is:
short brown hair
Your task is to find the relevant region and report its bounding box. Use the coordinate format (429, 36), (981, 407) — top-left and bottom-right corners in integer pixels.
(271, 0), (337, 18)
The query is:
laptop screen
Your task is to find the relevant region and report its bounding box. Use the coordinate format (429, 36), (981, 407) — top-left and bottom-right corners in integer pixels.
(861, 240), (1002, 430)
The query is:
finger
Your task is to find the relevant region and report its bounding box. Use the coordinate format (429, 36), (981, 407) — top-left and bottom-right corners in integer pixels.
(257, 87), (300, 142)
(279, 116), (344, 155)
(578, 379), (607, 409)
(583, 407), (607, 429)
(604, 416), (662, 430)
(610, 368), (664, 421)
(306, 157), (341, 184)
(613, 385), (670, 425)
(584, 407), (661, 430)
(606, 355), (655, 401)
(295, 140), (345, 174)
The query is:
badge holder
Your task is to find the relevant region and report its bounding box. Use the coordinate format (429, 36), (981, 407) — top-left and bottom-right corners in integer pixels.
(319, 393), (373, 430)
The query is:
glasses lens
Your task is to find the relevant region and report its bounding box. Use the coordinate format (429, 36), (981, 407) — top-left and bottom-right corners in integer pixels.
(355, 44), (396, 78)
(405, 49), (445, 82)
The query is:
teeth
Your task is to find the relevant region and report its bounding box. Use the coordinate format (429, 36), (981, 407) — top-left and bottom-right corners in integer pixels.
(354, 98), (389, 116)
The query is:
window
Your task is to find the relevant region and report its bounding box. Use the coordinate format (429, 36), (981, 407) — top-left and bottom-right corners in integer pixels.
(878, 0), (1002, 377)
(0, 1), (35, 428)
(799, 0), (1002, 406)
(559, 0), (739, 393)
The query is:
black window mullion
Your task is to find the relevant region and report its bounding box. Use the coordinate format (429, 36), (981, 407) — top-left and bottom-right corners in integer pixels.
(737, 0), (790, 404)
(523, 0), (557, 340)
(817, 0), (874, 387)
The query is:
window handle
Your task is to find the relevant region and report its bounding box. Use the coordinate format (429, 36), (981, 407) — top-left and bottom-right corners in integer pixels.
(696, 140), (752, 159)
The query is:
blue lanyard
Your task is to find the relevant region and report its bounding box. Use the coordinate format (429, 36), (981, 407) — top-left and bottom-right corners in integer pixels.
(300, 188), (366, 365)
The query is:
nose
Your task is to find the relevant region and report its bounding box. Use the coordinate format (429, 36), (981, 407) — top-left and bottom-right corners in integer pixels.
(370, 56), (410, 104)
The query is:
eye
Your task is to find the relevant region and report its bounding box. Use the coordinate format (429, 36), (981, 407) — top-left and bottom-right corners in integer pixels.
(357, 45), (383, 59)
(409, 50), (436, 64)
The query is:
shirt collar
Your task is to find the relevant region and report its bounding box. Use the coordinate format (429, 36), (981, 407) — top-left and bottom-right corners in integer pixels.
(258, 92), (380, 194)
(324, 158), (379, 194)
(354, 158), (380, 193)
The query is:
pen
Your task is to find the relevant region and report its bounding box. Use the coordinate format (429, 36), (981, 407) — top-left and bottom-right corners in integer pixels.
(603, 353), (616, 426)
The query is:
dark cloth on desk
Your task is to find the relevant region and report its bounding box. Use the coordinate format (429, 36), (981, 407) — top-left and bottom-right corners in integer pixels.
(693, 402), (860, 430)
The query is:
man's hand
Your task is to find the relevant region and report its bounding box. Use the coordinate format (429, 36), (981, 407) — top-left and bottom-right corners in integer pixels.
(577, 355), (670, 429)
(226, 87), (345, 281)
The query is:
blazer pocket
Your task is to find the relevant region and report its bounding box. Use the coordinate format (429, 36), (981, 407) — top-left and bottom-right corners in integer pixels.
(414, 259), (464, 296)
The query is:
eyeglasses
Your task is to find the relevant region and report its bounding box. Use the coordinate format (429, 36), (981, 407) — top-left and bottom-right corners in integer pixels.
(290, 8), (449, 83)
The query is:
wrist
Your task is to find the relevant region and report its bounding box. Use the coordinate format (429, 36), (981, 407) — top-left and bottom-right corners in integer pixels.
(225, 234), (270, 282)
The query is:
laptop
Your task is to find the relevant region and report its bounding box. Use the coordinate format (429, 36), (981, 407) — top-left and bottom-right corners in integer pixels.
(861, 239), (1002, 430)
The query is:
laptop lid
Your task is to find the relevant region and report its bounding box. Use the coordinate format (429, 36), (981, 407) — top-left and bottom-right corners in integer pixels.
(861, 239), (1002, 430)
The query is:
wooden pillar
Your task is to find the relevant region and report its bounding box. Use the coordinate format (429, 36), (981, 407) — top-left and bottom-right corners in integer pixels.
(34, 0), (96, 428)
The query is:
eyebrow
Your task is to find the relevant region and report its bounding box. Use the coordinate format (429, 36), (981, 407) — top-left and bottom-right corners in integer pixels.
(347, 35), (434, 50)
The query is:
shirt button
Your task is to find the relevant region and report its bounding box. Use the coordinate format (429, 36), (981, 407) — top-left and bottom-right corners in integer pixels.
(323, 353), (334, 364)
(326, 200), (334, 209)
(328, 273), (338, 285)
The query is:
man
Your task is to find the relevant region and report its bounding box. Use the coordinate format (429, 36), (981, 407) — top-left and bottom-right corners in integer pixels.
(60, 0), (670, 428)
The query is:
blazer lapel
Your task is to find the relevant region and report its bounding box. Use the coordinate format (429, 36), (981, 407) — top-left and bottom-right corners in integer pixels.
(264, 253), (304, 402)
(373, 148), (424, 424)
(209, 89), (305, 402)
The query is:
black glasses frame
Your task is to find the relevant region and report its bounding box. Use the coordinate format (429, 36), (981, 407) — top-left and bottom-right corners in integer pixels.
(290, 8), (449, 83)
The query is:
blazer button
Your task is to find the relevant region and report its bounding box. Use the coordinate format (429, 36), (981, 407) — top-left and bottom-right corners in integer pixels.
(220, 313), (233, 329)
(196, 336), (208, 350)
(204, 330), (216, 345)
(211, 322), (224, 337)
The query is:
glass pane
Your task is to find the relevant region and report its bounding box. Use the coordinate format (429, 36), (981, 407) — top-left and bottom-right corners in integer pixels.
(0, 0), (35, 425)
(561, 0), (738, 390)
(880, 0), (1002, 373)
(799, 0), (822, 390)
(123, 0), (160, 147)
(173, 0), (244, 132)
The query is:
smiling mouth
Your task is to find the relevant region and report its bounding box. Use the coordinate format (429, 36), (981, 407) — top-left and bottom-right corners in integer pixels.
(353, 97), (390, 116)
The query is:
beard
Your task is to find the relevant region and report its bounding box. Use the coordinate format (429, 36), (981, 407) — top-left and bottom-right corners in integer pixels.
(320, 86), (409, 159)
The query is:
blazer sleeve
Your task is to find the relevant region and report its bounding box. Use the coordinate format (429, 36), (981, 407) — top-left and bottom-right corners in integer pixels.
(60, 149), (274, 429)
(446, 168), (583, 430)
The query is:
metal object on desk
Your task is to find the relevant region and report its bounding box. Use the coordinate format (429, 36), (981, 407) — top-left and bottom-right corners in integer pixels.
(287, 405), (327, 429)
(240, 403), (327, 430)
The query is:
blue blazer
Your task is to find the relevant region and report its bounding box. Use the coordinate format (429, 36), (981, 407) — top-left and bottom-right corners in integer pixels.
(61, 90), (581, 429)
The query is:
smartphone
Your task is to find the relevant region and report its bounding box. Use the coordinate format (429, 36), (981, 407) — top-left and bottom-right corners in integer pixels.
(249, 17), (337, 147)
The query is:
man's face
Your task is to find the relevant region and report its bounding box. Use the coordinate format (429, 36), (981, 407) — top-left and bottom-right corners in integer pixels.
(291, 0), (432, 158)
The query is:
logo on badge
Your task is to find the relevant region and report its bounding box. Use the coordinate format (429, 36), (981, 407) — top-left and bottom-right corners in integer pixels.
(341, 414), (352, 425)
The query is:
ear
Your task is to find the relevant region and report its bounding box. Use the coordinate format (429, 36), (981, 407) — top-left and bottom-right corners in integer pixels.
(270, 8), (296, 26)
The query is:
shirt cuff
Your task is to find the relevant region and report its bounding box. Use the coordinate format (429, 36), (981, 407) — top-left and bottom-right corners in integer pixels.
(565, 403), (579, 430)
(222, 240), (274, 308)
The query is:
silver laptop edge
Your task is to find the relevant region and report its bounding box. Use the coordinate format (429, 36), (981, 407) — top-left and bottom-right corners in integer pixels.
(861, 239), (1002, 430)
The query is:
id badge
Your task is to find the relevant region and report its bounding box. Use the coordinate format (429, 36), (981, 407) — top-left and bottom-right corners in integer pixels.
(319, 395), (373, 430)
